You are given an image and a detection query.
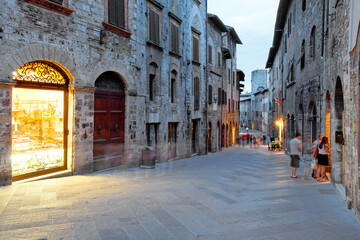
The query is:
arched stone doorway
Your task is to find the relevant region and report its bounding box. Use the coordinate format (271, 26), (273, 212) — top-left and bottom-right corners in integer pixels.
(217, 121), (220, 150)
(93, 71), (126, 171)
(325, 91), (331, 173)
(333, 77), (344, 184)
(11, 60), (70, 181)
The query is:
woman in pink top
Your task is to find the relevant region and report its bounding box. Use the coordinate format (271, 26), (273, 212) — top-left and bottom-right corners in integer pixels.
(316, 136), (329, 182)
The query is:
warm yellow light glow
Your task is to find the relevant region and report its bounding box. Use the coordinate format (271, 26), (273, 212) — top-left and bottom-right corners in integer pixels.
(12, 88), (64, 176)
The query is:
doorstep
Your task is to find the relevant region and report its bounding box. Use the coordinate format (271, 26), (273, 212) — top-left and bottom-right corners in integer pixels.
(13, 170), (73, 184)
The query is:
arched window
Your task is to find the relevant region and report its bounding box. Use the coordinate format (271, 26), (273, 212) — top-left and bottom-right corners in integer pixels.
(170, 70), (177, 103)
(301, 40), (305, 70)
(149, 62), (158, 101)
(310, 26), (316, 59)
(194, 77), (200, 110)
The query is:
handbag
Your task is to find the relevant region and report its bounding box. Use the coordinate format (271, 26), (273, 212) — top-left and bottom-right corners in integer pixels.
(313, 145), (319, 159)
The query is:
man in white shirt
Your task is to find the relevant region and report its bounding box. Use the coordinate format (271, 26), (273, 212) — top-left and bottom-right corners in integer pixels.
(289, 133), (302, 178)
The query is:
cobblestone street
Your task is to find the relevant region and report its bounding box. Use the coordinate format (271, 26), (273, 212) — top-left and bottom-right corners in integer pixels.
(1, 146), (360, 240)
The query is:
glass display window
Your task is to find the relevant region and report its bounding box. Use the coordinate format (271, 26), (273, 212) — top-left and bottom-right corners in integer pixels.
(12, 88), (65, 177)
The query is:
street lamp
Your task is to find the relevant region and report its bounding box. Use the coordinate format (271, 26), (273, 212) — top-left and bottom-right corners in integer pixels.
(276, 120), (283, 143)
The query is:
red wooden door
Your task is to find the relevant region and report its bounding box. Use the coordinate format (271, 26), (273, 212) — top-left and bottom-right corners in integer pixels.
(93, 90), (125, 169)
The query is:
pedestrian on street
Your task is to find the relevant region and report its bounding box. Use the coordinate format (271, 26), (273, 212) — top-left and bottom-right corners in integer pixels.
(241, 134), (246, 147)
(257, 136), (261, 148)
(289, 133), (302, 178)
(266, 135), (271, 150)
(316, 136), (329, 182)
(250, 135), (253, 148)
(312, 134), (323, 178)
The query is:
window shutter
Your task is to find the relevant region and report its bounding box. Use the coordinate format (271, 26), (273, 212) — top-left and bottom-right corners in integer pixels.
(193, 36), (199, 62)
(175, 25), (179, 53)
(208, 45), (212, 64)
(117, 0), (125, 28)
(109, 0), (117, 26)
(154, 12), (160, 44)
(149, 9), (156, 43)
(49, 0), (63, 4)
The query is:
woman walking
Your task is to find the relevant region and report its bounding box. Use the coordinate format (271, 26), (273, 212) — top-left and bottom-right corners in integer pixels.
(316, 136), (329, 182)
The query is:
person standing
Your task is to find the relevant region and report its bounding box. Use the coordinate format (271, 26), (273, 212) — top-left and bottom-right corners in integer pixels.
(312, 135), (323, 178)
(257, 136), (261, 148)
(316, 136), (329, 182)
(289, 133), (302, 178)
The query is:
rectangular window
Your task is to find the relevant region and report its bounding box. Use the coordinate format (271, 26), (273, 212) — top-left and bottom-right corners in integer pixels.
(218, 52), (221, 67)
(149, 8), (160, 44)
(192, 34), (200, 63)
(170, 78), (175, 103)
(194, 77), (200, 110)
(109, 0), (125, 29)
(149, 74), (155, 101)
(170, 22), (180, 54)
(228, 69), (230, 83)
(218, 88), (222, 105)
(208, 85), (213, 104)
(208, 45), (212, 64)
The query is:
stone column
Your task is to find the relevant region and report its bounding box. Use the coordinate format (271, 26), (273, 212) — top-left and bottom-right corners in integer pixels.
(0, 81), (15, 185)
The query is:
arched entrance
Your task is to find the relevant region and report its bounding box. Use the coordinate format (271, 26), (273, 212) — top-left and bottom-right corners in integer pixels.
(217, 121), (220, 151)
(325, 91), (331, 173)
(93, 71), (126, 171)
(11, 61), (70, 181)
(334, 77), (344, 184)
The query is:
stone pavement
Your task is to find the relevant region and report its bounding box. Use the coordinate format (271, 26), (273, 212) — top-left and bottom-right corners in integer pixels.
(1, 146), (360, 240)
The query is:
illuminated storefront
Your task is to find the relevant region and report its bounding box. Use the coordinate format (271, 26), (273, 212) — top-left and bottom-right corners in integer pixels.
(12, 61), (68, 181)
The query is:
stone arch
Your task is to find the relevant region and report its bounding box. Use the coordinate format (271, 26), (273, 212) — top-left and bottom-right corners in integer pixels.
(298, 104), (304, 147)
(170, 69), (178, 103)
(148, 62), (160, 101)
(4, 44), (78, 85)
(91, 59), (131, 89)
(310, 25), (316, 58)
(95, 71), (126, 91)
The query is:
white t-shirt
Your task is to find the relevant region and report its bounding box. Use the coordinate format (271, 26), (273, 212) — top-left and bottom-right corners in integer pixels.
(289, 138), (301, 155)
(318, 144), (329, 155)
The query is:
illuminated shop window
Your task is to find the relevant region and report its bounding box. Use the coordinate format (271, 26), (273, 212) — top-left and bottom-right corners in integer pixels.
(12, 61), (68, 179)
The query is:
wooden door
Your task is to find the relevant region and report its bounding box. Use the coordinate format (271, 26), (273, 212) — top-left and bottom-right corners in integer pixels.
(93, 90), (125, 170)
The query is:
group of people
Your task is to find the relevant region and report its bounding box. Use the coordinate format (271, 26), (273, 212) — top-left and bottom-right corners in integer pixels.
(240, 134), (263, 148)
(288, 133), (329, 181)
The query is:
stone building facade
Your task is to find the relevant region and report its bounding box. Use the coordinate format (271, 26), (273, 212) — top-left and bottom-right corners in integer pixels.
(266, 0), (328, 152)
(239, 94), (251, 128)
(0, 0), (212, 185)
(267, 0), (360, 220)
(207, 14), (242, 151)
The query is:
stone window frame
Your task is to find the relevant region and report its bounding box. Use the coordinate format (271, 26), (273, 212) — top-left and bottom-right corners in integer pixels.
(169, 14), (181, 56)
(103, 0), (131, 38)
(192, 28), (201, 64)
(24, 0), (74, 16)
(148, 62), (160, 102)
(147, 1), (164, 46)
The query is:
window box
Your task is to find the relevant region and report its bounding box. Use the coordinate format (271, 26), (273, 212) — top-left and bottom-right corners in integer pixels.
(102, 22), (132, 38)
(25, 0), (74, 16)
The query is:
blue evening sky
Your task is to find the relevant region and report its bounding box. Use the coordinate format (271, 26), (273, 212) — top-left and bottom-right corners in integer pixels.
(208, 0), (279, 93)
